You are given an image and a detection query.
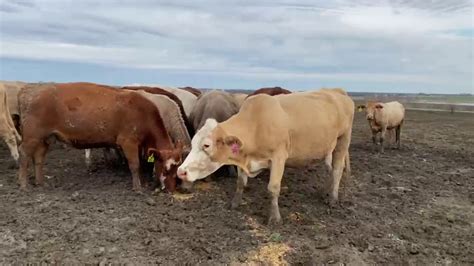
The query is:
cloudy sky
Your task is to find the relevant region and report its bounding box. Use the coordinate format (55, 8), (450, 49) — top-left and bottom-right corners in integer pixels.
(0, 0), (473, 93)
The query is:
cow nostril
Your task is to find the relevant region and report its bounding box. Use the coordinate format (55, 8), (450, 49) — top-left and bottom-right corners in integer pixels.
(177, 169), (187, 179)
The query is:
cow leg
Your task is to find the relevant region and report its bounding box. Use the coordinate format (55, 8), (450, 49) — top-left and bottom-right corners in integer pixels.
(230, 167), (248, 209)
(371, 130), (377, 145)
(379, 127), (387, 153)
(344, 151), (351, 179)
(228, 165), (238, 177)
(2, 132), (19, 164)
(33, 142), (49, 186)
(324, 153), (333, 174)
(267, 152), (287, 225)
(119, 140), (142, 192)
(396, 125), (401, 149)
(329, 131), (351, 205)
(84, 149), (92, 169)
(18, 140), (39, 190)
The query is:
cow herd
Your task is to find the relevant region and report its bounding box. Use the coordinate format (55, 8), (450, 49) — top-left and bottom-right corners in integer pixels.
(0, 81), (405, 225)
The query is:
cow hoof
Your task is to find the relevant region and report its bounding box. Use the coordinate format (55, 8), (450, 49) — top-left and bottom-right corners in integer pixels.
(267, 215), (282, 226)
(324, 196), (339, 208)
(19, 185), (30, 192)
(133, 187), (143, 194)
(230, 196), (242, 209)
(8, 161), (18, 169)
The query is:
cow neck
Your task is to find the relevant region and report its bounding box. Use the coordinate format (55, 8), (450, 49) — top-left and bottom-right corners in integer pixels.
(219, 118), (250, 170)
(149, 125), (174, 151)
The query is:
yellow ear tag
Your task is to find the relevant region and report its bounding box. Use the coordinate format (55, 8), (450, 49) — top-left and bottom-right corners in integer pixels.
(147, 154), (155, 163)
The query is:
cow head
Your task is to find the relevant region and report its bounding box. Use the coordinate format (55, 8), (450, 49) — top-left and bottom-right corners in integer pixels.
(365, 102), (384, 121)
(147, 140), (184, 192)
(177, 118), (243, 182)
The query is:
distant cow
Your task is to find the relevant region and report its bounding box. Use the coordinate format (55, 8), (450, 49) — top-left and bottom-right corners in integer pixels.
(180, 86), (202, 97)
(18, 82), (183, 192)
(360, 101), (405, 152)
(0, 84), (22, 164)
(246, 87), (291, 98)
(178, 88), (354, 224)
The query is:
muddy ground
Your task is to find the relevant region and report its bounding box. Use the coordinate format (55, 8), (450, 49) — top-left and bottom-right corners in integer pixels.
(1, 110), (473, 264)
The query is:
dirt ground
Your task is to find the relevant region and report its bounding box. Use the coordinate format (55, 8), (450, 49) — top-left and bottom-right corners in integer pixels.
(1, 110), (473, 265)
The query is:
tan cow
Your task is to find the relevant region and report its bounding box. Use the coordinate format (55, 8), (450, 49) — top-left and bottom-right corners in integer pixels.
(126, 83), (197, 117)
(232, 93), (248, 108)
(1, 81), (27, 129)
(361, 101), (405, 152)
(177, 88), (354, 224)
(0, 84), (22, 164)
(134, 90), (191, 148)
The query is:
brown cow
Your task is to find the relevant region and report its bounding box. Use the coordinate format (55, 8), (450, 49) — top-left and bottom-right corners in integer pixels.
(84, 85), (195, 170)
(18, 82), (183, 192)
(246, 86), (291, 98)
(180, 86), (202, 97)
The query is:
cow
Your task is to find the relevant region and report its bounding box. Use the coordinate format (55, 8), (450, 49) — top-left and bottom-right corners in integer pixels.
(231, 93), (248, 108)
(180, 86), (202, 97)
(189, 90), (240, 131)
(0, 83), (22, 164)
(187, 90), (241, 180)
(121, 86), (194, 136)
(359, 101), (405, 152)
(133, 90), (191, 148)
(246, 86), (291, 98)
(83, 85), (196, 169)
(1, 81), (27, 130)
(18, 82), (183, 192)
(177, 88), (354, 224)
(126, 84), (197, 117)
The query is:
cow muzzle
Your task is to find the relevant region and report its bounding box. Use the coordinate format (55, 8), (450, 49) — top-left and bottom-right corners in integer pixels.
(177, 168), (188, 181)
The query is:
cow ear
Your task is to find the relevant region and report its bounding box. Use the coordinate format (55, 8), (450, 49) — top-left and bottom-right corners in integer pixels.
(224, 136), (242, 155)
(147, 148), (158, 157)
(375, 104), (384, 109)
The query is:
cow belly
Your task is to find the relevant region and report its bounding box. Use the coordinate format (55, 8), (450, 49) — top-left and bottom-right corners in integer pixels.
(47, 129), (117, 149)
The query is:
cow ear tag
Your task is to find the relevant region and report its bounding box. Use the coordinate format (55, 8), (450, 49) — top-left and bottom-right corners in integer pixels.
(231, 143), (240, 154)
(147, 154), (155, 163)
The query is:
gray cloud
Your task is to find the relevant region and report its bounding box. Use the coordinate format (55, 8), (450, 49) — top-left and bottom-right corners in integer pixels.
(0, 0), (472, 91)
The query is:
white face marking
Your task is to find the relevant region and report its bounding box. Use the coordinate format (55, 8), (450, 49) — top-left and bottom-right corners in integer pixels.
(160, 174), (166, 190)
(165, 158), (177, 170)
(178, 119), (223, 182)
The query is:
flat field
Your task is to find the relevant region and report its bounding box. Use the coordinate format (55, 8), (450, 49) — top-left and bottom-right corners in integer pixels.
(1, 110), (473, 264)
